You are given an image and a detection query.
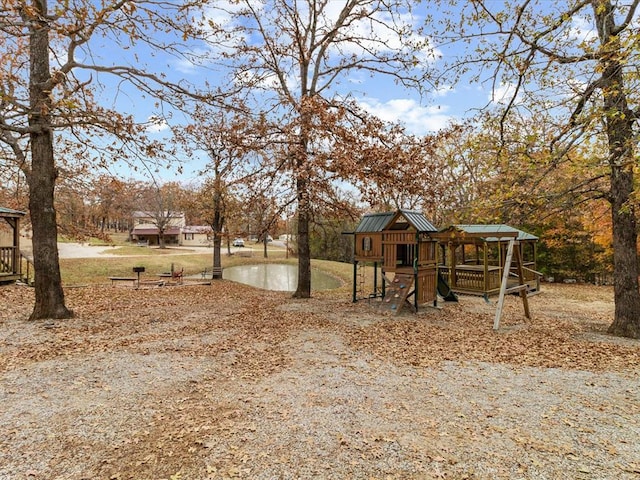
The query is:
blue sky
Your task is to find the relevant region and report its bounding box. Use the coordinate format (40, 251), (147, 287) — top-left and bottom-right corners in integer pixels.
(58, 0), (630, 186)
(84, 1), (518, 183)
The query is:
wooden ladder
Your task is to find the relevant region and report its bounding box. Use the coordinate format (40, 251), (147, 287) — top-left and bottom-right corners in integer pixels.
(380, 273), (415, 315)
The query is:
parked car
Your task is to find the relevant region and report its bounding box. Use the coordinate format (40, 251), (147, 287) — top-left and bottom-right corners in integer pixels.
(232, 238), (245, 247)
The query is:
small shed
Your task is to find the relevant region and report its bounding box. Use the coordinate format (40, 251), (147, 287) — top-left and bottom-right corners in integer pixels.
(434, 224), (540, 297)
(0, 206), (26, 283)
(352, 209), (439, 312)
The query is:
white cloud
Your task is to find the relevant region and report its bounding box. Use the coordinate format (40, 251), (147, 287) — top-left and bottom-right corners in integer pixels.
(569, 16), (598, 44)
(357, 97), (453, 134)
(172, 55), (202, 75)
(146, 116), (169, 133)
(490, 82), (519, 105)
(433, 84), (454, 97)
(323, 5), (440, 66)
(201, 0), (251, 32)
(195, 1), (253, 60)
(232, 68), (298, 93)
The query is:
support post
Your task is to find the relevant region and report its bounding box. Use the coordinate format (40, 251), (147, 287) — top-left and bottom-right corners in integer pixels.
(449, 242), (456, 288)
(12, 217), (20, 275)
(514, 245), (531, 319)
(352, 261), (358, 303)
(494, 239), (515, 330)
(373, 262), (378, 297)
(494, 239), (531, 330)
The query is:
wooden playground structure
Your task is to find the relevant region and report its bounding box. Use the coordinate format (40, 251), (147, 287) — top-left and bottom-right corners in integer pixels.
(350, 212), (541, 323)
(351, 209), (439, 313)
(433, 224), (540, 299)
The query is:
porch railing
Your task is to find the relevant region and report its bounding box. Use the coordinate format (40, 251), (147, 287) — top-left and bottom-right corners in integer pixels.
(0, 246), (17, 275)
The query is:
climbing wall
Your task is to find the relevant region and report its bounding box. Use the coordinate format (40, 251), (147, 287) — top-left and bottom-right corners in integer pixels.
(380, 273), (414, 314)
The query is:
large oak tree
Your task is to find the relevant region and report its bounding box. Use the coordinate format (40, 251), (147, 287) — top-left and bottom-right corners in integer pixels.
(436, 0), (640, 338)
(202, 0), (438, 298)
(0, 0), (215, 319)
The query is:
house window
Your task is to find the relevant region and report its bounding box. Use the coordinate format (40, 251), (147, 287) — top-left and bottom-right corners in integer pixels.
(362, 236), (372, 251)
(184, 233), (194, 240)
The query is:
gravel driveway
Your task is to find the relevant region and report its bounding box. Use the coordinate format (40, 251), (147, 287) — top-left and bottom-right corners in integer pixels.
(1, 282), (638, 479)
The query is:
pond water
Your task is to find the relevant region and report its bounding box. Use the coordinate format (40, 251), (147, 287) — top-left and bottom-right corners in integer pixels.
(223, 263), (341, 291)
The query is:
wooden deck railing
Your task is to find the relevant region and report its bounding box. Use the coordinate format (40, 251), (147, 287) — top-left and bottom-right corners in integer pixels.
(0, 247), (34, 284)
(440, 262), (542, 296)
(439, 265), (502, 293)
(0, 246), (17, 274)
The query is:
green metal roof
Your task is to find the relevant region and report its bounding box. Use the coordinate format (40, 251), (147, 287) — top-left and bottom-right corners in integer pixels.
(446, 224), (538, 241)
(355, 209), (437, 233)
(0, 207), (26, 217)
(354, 212), (394, 233)
(401, 210), (438, 232)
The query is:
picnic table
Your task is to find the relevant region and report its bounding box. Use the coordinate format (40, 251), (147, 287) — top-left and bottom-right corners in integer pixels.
(108, 276), (137, 286)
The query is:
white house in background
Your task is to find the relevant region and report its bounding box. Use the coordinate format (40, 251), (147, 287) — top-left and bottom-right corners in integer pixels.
(129, 211), (217, 247)
(130, 211), (186, 246)
(181, 225), (213, 247)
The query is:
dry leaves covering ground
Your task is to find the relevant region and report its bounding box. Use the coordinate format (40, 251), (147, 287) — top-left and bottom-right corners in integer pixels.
(0, 281), (639, 480)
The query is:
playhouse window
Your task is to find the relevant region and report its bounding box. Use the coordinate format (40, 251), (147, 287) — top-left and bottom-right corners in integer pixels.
(397, 244), (415, 266)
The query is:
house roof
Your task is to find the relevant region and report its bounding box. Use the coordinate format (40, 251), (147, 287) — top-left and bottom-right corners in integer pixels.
(439, 224), (538, 242)
(131, 226), (181, 235)
(0, 206), (26, 217)
(355, 209), (437, 234)
(182, 226), (212, 234)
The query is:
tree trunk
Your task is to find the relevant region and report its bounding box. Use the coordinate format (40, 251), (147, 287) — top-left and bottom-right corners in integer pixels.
(225, 227), (231, 256)
(608, 173), (640, 338)
(594, 0), (640, 338)
(27, 0), (72, 320)
(294, 175), (311, 298)
(606, 117), (640, 337)
(293, 123), (312, 298)
(212, 231), (222, 279)
(211, 191), (223, 279)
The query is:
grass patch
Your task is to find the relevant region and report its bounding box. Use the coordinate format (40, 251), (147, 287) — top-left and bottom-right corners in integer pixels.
(62, 254), (209, 285)
(60, 248), (301, 285)
(106, 246), (198, 256)
(86, 234), (129, 246)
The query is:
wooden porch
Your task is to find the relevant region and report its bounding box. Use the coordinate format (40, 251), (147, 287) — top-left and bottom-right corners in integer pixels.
(0, 207), (27, 284)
